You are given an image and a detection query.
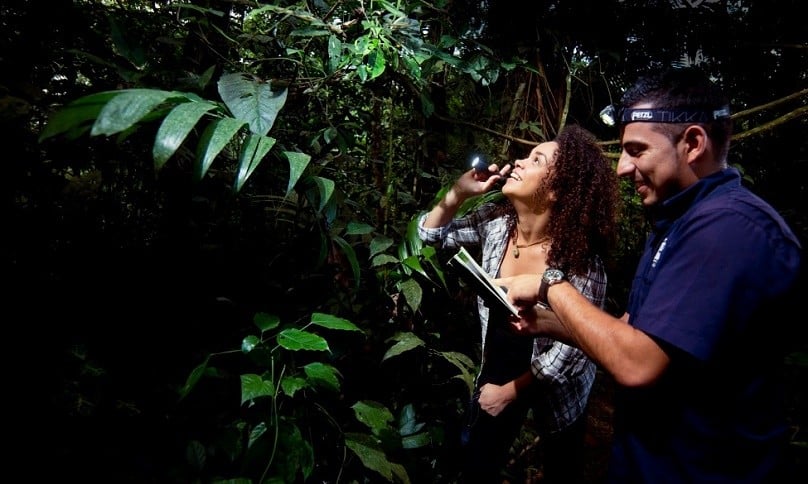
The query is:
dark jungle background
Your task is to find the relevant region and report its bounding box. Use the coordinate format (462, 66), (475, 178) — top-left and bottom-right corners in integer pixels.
(5, 0), (807, 482)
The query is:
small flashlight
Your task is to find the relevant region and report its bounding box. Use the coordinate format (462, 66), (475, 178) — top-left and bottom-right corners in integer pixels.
(469, 153), (489, 173)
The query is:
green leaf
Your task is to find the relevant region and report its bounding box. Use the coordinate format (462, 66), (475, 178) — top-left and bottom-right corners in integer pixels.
(38, 91), (119, 142)
(345, 221), (374, 235)
(382, 332), (425, 361)
(277, 328), (330, 352)
(311, 176), (335, 213)
(218, 72), (288, 136)
(441, 351), (477, 395)
(352, 400), (395, 434)
(91, 89), (178, 136)
(398, 278), (422, 312)
(254, 312), (280, 332)
(369, 235), (394, 258)
(367, 49), (387, 80)
(303, 361), (341, 391)
(241, 335), (260, 353)
(235, 133), (276, 192)
(344, 432), (392, 481)
(178, 355), (210, 401)
(398, 404), (423, 436)
(332, 235), (360, 288)
(240, 373), (275, 404)
(194, 117), (246, 181)
(153, 100), (217, 170)
(310, 312), (363, 332)
(401, 432), (430, 449)
(280, 375), (308, 397)
(371, 254), (399, 267)
(327, 34), (342, 73)
(284, 151), (311, 196)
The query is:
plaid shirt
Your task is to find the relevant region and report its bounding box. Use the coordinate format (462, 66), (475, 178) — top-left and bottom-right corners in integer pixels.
(417, 202), (605, 432)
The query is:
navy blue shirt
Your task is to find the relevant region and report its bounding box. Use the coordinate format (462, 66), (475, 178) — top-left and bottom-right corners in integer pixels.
(610, 167), (802, 483)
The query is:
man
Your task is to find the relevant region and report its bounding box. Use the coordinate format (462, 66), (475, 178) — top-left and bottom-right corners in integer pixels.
(496, 67), (802, 483)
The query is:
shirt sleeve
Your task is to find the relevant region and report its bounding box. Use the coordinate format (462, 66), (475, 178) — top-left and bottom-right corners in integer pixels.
(530, 259), (606, 383)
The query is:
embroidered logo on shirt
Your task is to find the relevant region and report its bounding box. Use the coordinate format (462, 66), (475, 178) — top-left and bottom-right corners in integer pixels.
(652, 237), (668, 268)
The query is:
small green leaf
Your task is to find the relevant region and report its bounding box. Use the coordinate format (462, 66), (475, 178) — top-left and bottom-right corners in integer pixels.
(344, 432), (392, 481)
(303, 362), (341, 391)
(254, 312), (280, 332)
(398, 278), (422, 312)
(345, 221), (374, 235)
(284, 151), (311, 196)
(240, 373), (275, 404)
(280, 375), (308, 397)
(178, 355), (210, 401)
(382, 332), (425, 361)
(369, 235), (394, 258)
(371, 254), (399, 267)
(241, 335), (260, 353)
(352, 400), (394, 435)
(332, 235), (360, 288)
(310, 312), (363, 332)
(277, 328), (330, 352)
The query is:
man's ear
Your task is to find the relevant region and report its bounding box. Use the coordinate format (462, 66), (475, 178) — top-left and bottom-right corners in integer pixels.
(682, 125), (708, 165)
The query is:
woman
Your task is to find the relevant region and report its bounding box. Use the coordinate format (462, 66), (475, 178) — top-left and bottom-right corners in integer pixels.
(418, 125), (619, 483)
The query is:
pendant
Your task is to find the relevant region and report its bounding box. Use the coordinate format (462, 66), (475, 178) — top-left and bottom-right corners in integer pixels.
(513, 247), (519, 258)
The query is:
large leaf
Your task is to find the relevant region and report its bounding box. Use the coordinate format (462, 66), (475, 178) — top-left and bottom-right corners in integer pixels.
(234, 133), (276, 192)
(38, 91), (119, 141)
(91, 89), (179, 136)
(153, 100), (218, 170)
(218, 72), (288, 136)
(194, 117), (246, 181)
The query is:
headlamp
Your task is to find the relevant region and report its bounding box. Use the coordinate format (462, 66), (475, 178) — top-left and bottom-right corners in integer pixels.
(599, 104), (731, 127)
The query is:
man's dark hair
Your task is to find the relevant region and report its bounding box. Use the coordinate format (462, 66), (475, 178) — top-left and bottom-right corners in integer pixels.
(621, 67), (733, 161)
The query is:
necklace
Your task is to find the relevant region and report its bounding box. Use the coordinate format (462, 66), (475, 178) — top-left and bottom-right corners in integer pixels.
(512, 232), (550, 258)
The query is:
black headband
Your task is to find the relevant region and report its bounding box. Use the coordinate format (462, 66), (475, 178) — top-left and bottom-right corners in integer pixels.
(599, 104), (731, 127)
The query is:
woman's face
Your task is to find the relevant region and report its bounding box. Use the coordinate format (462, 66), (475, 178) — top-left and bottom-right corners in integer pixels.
(502, 141), (558, 203)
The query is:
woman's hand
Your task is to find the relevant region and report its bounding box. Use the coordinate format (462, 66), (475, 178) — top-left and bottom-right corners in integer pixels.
(454, 163), (512, 198)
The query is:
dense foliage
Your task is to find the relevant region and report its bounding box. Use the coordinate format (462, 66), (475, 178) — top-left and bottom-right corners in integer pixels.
(5, 0), (806, 482)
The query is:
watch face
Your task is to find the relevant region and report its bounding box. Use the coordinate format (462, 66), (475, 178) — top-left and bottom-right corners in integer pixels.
(543, 269), (565, 284)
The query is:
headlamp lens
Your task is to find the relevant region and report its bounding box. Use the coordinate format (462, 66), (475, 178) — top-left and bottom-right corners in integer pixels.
(599, 105), (617, 127)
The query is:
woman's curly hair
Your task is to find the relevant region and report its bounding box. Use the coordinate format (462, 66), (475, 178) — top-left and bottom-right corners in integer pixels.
(504, 124), (620, 277)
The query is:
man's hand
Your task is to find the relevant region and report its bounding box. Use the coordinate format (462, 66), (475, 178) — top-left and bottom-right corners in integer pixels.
(494, 274), (541, 306)
(509, 304), (566, 337)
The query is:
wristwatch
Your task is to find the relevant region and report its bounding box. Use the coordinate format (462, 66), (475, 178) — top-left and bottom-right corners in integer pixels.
(538, 268), (565, 307)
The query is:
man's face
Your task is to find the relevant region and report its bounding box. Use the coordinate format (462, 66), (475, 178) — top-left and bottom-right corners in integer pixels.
(616, 121), (687, 207)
